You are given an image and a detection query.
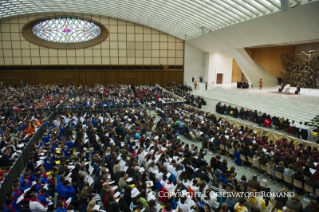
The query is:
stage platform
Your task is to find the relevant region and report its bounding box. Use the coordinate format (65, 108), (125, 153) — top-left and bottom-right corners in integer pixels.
(195, 83), (319, 123)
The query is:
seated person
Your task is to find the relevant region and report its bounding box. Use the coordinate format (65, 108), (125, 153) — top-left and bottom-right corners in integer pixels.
(263, 116), (272, 128)
(295, 85), (300, 94)
(278, 83), (284, 92)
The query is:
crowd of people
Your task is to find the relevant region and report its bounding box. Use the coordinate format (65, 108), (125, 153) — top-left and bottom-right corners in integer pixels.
(133, 84), (183, 105)
(0, 83), (78, 110)
(164, 84), (205, 109)
(1, 83), (319, 212)
(0, 111), (47, 169)
(215, 102), (316, 142)
(63, 84), (139, 108)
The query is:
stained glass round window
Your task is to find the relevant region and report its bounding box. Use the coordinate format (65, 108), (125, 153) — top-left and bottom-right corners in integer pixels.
(32, 17), (101, 43)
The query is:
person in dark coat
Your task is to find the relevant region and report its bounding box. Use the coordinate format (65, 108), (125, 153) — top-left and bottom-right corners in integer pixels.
(108, 195), (121, 212)
(197, 167), (210, 182)
(293, 169), (305, 195)
(303, 200), (318, 212)
(247, 174), (260, 191)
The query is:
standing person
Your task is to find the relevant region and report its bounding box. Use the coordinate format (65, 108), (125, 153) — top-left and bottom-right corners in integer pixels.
(199, 76), (203, 83)
(192, 76), (194, 82)
(205, 81), (208, 90)
(259, 78), (263, 89)
(194, 81), (198, 90)
(13, 81), (16, 88)
(20, 80), (23, 88)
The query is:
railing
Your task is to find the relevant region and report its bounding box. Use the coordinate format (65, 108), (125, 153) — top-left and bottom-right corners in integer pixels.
(156, 84), (186, 102)
(0, 122), (47, 207)
(182, 104), (318, 149)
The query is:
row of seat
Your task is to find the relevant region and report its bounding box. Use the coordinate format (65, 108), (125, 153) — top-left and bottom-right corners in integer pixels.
(197, 87), (318, 123)
(218, 144), (319, 197)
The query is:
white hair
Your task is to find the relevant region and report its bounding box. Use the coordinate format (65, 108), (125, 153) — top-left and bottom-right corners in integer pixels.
(261, 179), (268, 187)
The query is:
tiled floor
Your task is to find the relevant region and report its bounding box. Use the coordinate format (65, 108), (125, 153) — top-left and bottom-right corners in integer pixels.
(195, 84), (319, 124)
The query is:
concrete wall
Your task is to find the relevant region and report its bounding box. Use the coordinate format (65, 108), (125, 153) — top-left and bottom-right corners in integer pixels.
(187, 2), (319, 53)
(207, 51), (233, 84)
(184, 42), (205, 84)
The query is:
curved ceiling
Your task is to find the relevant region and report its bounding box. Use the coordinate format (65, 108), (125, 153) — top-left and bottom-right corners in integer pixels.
(0, 0), (317, 40)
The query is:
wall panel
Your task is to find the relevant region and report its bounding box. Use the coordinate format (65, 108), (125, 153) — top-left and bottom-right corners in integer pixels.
(0, 70), (183, 87)
(0, 13), (184, 67)
(231, 59), (243, 83)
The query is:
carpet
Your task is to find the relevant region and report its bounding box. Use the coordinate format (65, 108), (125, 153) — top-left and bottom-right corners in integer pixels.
(269, 92), (300, 95)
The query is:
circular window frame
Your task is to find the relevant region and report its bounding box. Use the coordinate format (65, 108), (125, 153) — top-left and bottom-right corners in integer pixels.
(22, 16), (109, 49)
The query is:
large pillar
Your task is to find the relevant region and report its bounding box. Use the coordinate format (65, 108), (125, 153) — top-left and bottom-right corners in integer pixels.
(226, 48), (277, 87)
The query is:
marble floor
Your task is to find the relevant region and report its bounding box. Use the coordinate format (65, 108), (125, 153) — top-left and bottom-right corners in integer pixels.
(195, 84), (319, 124)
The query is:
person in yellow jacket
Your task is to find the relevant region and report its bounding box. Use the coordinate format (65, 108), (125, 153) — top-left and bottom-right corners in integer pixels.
(259, 78), (263, 89)
(234, 198), (249, 212)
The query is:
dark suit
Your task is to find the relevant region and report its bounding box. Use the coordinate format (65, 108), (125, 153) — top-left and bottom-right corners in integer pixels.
(278, 158), (288, 167)
(247, 179), (260, 191)
(198, 171), (209, 182)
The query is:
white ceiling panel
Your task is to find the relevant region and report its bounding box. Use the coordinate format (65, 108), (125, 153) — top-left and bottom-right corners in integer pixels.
(0, 0), (317, 40)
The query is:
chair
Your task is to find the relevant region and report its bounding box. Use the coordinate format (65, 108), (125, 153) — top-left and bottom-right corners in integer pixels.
(228, 148), (234, 157)
(267, 167), (273, 177)
(247, 186), (254, 192)
(284, 176), (293, 187)
(293, 179), (303, 192)
(239, 183), (246, 192)
(285, 84), (290, 93)
(253, 160), (259, 169)
(240, 155), (247, 165)
(275, 171), (283, 182)
(304, 184), (313, 195)
(219, 144), (225, 151)
(260, 164), (267, 172)
(247, 157), (253, 165)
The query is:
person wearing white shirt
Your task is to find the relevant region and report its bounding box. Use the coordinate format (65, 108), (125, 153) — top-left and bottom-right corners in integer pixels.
(189, 179), (199, 192)
(178, 196), (193, 212)
(201, 189), (219, 210)
(29, 192), (48, 212)
(181, 178), (190, 190)
(137, 153), (144, 167)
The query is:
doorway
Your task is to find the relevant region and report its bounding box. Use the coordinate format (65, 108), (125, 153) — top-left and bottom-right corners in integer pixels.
(216, 74), (223, 84)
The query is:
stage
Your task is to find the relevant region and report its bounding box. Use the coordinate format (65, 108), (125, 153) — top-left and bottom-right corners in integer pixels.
(194, 83), (319, 124)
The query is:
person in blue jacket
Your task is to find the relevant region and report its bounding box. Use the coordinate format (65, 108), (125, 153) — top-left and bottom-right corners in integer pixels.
(60, 180), (76, 200)
(65, 138), (74, 150)
(42, 134), (50, 144)
(37, 188), (50, 205)
(56, 201), (67, 212)
(63, 146), (69, 159)
(4, 198), (16, 212)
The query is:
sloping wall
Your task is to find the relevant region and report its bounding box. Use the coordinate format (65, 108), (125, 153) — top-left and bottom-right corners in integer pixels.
(226, 48), (277, 87)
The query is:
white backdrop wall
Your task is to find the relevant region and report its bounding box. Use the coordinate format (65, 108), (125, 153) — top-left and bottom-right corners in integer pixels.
(184, 42), (205, 84)
(207, 51), (233, 84)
